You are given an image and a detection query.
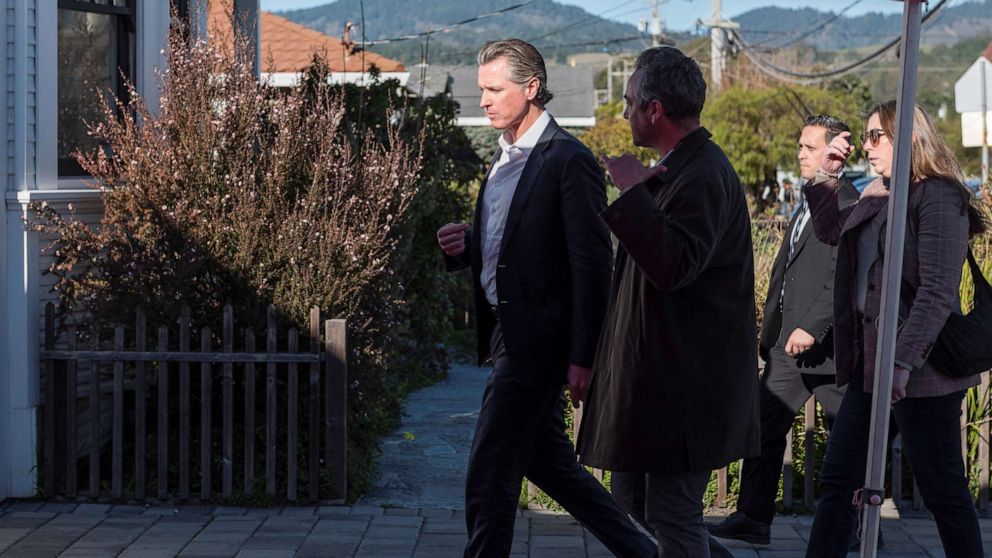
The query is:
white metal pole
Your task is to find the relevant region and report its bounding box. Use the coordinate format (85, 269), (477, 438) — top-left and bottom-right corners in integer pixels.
(981, 59), (989, 188)
(860, 2), (924, 557)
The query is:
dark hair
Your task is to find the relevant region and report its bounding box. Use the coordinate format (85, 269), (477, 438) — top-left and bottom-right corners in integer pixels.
(803, 114), (850, 143)
(477, 38), (553, 106)
(633, 47), (706, 123)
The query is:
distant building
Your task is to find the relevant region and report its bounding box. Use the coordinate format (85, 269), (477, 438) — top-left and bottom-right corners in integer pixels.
(412, 64), (597, 128)
(207, 2), (409, 87)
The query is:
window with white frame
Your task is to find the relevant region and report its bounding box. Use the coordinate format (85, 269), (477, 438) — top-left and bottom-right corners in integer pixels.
(57, 0), (136, 177)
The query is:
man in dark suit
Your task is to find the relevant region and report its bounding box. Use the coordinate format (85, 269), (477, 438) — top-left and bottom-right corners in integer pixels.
(709, 115), (860, 545)
(436, 38), (655, 558)
(575, 46), (759, 558)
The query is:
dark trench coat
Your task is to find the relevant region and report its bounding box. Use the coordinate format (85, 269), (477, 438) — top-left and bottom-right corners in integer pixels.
(576, 127), (761, 474)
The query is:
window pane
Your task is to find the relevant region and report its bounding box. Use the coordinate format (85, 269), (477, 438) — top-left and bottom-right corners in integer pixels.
(58, 9), (119, 176)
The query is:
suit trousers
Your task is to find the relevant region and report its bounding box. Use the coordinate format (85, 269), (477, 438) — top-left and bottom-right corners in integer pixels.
(805, 376), (983, 558)
(612, 470), (733, 558)
(463, 323), (655, 558)
(737, 347), (845, 525)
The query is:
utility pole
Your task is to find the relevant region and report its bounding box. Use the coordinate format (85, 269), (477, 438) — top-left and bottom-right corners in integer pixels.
(699, 0), (739, 91)
(650, 0), (673, 48)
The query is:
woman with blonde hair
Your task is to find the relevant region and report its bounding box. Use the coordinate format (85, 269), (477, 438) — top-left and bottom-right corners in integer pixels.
(803, 100), (986, 557)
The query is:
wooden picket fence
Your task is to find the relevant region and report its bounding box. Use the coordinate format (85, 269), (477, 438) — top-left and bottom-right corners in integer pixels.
(38, 303), (348, 503)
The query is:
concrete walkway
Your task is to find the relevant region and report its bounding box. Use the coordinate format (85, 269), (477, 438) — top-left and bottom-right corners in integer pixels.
(1, 363), (991, 556)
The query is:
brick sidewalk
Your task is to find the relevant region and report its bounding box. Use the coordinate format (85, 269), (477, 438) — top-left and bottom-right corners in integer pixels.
(1, 500), (989, 557)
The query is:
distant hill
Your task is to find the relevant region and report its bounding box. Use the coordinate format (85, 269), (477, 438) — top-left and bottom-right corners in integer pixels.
(274, 0), (678, 65)
(734, 0), (992, 51)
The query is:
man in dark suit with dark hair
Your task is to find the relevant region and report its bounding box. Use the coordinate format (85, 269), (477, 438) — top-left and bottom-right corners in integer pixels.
(709, 115), (860, 545)
(436, 38), (654, 558)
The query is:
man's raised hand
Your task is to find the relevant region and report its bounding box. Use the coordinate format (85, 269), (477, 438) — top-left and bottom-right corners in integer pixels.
(437, 222), (470, 257)
(602, 154), (668, 192)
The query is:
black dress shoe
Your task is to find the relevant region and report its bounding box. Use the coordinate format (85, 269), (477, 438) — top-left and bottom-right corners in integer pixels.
(707, 511), (771, 545)
(849, 527), (885, 551)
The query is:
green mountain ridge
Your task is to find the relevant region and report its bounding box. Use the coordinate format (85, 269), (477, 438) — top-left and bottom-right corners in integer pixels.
(275, 0), (670, 65)
(273, 0), (992, 65)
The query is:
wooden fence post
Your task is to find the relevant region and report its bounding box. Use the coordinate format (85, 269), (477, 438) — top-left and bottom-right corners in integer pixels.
(245, 330), (256, 492)
(287, 328), (299, 501)
(980, 372), (990, 510)
(66, 331), (78, 498)
(179, 306), (191, 499)
(223, 305), (234, 499)
(309, 307), (320, 501)
(43, 303), (55, 497)
(783, 425), (793, 509)
(134, 308), (147, 500)
(90, 326), (101, 499)
(325, 319), (348, 501)
(266, 306), (277, 496)
(157, 326), (169, 500)
(201, 327), (213, 500)
(111, 326), (124, 498)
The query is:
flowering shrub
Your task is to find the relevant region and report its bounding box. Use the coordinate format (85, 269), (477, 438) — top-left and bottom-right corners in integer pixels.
(30, 15), (475, 500)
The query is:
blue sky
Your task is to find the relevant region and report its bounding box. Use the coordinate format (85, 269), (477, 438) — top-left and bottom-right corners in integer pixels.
(259, 0), (907, 33)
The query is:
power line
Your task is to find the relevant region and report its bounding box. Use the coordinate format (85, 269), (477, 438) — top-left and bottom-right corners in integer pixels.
(361, 1), (535, 46)
(528, 0), (642, 43)
(746, 0), (864, 51)
(730, 0), (950, 84)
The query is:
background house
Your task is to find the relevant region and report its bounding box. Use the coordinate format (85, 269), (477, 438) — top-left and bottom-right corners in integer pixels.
(208, 2), (409, 87)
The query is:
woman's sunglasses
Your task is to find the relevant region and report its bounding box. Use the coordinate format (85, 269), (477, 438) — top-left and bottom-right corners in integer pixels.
(862, 128), (886, 146)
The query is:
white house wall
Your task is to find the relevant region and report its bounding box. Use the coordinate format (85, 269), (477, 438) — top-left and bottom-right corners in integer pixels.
(2, 0), (40, 501)
(0, 0), (170, 500)
(0, 0), (8, 504)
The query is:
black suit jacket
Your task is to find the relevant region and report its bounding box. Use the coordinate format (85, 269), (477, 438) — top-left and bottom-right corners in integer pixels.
(759, 177), (859, 374)
(446, 118), (613, 388)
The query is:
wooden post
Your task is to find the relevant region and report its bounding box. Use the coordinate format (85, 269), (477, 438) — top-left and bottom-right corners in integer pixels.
(783, 425), (793, 509)
(111, 326), (125, 498)
(43, 303), (55, 496)
(223, 305), (234, 498)
(179, 306), (191, 499)
(90, 327), (101, 499)
(717, 466), (728, 508)
(804, 397), (816, 508)
(980, 372), (990, 510)
(891, 434), (903, 504)
(201, 327), (213, 500)
(309, 307), (320, 501)
(266, 305), (277, 495)
(134, 308), (147, 500)
(325, 319), (347, 501)
(245, 330), (256, 492)
(157, 326), (169, 500)
(287, 328), (299, 501)
(66, 332), (78, 498)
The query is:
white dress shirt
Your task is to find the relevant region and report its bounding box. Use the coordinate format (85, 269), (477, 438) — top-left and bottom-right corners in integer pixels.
(479, 110), (552, 305)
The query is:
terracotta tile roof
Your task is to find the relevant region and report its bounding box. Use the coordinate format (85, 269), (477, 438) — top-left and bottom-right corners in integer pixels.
(207, 2), (405, 74)
(983, 39), (992, 63)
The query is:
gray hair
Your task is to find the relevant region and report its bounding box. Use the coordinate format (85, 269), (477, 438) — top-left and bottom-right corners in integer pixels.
(633, 47), (706, 123)
(477, 38), (553, 106)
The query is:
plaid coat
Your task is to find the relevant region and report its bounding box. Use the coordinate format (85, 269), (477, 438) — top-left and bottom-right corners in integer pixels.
(804, 175), (978, 397)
